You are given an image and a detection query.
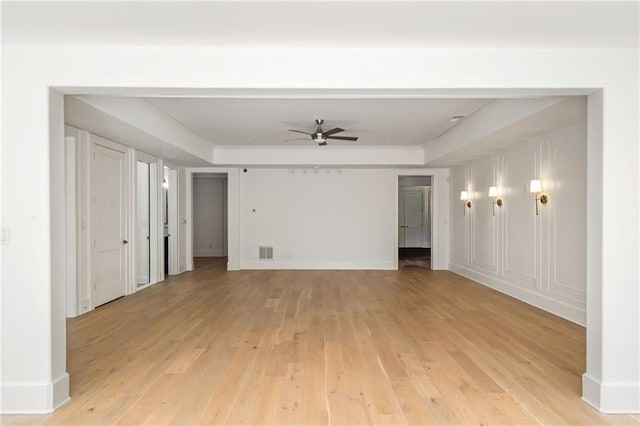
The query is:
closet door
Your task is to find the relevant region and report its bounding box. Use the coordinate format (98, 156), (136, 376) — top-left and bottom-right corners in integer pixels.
(398, 191), (406, 247)
(402, 190), (424, 248)
(92, 143), (127, 307)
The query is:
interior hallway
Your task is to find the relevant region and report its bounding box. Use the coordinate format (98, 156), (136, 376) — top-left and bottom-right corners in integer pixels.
(3, 261), (637, 425)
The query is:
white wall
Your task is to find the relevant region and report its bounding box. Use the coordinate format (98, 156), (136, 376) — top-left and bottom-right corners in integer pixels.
(450, 121), (587, 325)
(239, 168), (396, 269)
(1, 46), (638, 414)
(193, 175), (227, 257)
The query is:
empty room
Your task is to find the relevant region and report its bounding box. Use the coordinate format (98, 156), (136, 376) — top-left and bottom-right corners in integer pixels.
(1, 1), (639, 425)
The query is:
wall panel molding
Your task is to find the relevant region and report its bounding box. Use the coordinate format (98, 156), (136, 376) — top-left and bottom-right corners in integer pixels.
(450, 121), (587, 324)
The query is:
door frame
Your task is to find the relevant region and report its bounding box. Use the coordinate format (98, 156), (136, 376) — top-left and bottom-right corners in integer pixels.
(185, 167), (240, 271)
(131, 151), (160, 292)
(394, 169), (442, 270)
(64, 135), (78, 317)
(162, 160), (180, 279)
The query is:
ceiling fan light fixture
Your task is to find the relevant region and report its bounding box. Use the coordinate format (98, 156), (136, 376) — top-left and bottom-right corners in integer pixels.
(313, 133), (326, 143)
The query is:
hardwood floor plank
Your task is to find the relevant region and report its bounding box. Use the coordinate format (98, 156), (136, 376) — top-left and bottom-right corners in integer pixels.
(2, 258), (637, 425)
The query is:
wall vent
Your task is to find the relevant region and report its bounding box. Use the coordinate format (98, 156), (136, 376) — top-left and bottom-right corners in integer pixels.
(259, 246), (273, 260)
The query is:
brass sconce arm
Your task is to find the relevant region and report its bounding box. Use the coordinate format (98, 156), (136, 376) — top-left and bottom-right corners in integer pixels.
(488, 186), (503, 216)
(529, 180), (549, 216)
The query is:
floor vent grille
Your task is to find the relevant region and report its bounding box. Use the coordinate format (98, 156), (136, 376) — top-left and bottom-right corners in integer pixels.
(259, 246), (273, 260)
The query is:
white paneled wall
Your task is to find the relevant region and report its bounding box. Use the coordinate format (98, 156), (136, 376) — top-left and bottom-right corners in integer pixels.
(450, 121), (587, 325)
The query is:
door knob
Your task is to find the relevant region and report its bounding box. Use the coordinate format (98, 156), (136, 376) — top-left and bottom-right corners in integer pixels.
(123, 240), (128, 244)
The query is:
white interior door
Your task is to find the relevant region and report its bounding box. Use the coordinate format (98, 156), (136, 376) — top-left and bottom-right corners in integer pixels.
(398, 191), (406, 247)
(401, 189), (424, 248)
(424, 187), (432, 248)
(136, 161), (150, 285)
(92, 144), (127, 307)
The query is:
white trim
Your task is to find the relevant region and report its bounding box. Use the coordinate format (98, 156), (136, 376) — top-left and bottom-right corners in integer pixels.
(64, 136), (78, 318)
(582, 374), (640, 414)
(78, 130), (93, 315)
(449, 262), (586, 326)
(241, 260), (395, 270)
(156, 160), (165, 282)
(0, 374), (69, 414)
(185, 167), (237, 272)
(51, 374), (70, 412)
(134, 151), (160, 289)
(126, 147), (136, 295)
(162, 161), (180, 276)
(395, 169), (441, 270)
(582, 374), (602, 412)
(185, 168), (193, 270)
(91, 133), (129, 154)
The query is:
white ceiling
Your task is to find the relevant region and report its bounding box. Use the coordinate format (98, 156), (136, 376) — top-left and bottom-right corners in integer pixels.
(3, 1), (638, 48)
(147, 97), (490, 146)
(65, 93), (588, 166)
(428, 96), (588, 165)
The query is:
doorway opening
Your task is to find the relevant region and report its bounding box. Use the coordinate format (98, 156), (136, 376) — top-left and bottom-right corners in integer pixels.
(162, 164), (179, 278)
(136, 160), (151, 286)
(398, 175), (432, 269)
(192, 173), (228, 271)
(135, 153), (160, 289)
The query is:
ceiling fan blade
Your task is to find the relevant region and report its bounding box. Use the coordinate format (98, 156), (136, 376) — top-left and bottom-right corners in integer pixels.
(318, 141), (328, 146)
(289, 129), (312, 135)
(327, 135), (358, 141)
(324, 127), (345, 136)
(284, 137), (309, 142)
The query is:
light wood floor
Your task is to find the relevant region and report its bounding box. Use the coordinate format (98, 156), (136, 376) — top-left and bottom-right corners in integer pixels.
(4, 258), (639, 425)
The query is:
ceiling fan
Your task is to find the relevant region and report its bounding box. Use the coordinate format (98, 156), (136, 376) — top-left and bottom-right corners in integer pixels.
(288, 119), (359, 146)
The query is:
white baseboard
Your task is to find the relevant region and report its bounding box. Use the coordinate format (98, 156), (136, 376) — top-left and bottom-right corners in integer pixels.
(240, 260), (395, 270)
(582, 373), (602, 411)
(193, 250), (227, 257)
(449, 263), (586, 326)
(52, 374), (70, 411)
(1, 373), (70, 414)
(582, 373), (640, 413)
(179, 263), (188, 273)
(227, 261), (240, 271)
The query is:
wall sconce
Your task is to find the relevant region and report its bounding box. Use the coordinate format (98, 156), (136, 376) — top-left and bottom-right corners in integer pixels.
(460, 191), (471, 215)
(529, 179), (548, 216)
(488, 186), (503, 216)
